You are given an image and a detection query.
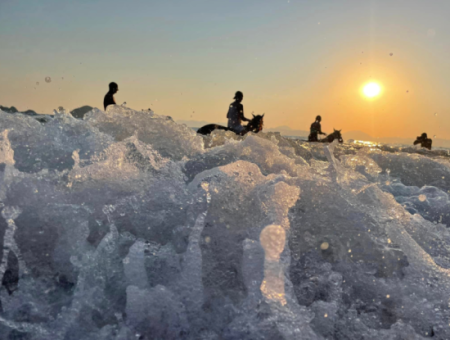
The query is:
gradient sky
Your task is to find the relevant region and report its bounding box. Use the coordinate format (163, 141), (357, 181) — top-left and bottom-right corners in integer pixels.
(1, 0), (450, 139)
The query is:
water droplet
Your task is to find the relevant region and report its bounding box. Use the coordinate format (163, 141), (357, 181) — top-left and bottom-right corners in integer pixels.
(386, 295), (390, 299)
(389, 53), (393, 56)
(434, 112), (438, 116)
(205, 236), (211, 243)
(36, 82), (39, 86)
(387, 239), (391, 244)
(324, 313), (328, 318)
(45, 77), (51, 83)
(122, 102), (127, 106)
(434, 135), (437, 138)
(406, 90), (409, 93)
(348, 249), (352, 253)
(320, 242), (329, 250)
(418, 194), (426, 202)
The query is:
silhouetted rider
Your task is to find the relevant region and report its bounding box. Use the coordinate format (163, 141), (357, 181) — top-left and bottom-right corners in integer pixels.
(308, 115), (326, 142)
(414, 133), (432, 150)
(227, 91), (250, 134)
(104, 82), (119, 110)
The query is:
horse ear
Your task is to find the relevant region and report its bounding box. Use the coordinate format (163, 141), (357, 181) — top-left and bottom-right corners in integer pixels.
(262, 113), (265, 117)
(252, 114), (255, 118)
(334, 128), (336, 132)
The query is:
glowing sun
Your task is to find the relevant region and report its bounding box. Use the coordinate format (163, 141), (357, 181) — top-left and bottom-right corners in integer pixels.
(362, 82), (381, 98)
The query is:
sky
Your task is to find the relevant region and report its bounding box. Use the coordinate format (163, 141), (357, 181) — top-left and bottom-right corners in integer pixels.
(1, 0), (450, 139)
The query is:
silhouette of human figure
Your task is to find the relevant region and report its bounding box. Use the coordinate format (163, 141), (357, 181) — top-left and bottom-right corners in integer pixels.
(414, 133), (432, 150)
(227, 91), (250, 134)
(308, 115), (326, 142)
(104, 82), (119, 110)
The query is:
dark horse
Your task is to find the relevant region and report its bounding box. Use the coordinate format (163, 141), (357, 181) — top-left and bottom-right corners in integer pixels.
(317, 129), (343, 143)
(197, 114), (264, 136)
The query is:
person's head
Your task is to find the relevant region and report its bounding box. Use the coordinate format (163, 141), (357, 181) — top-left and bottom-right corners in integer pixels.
(316, 115), (322, 122)
(421, 133), (427, 139)
(109, 82), (118, 94)
(234, 91), (243, 102)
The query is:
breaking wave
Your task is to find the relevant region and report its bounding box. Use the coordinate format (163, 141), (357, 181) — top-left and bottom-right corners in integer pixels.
(0, 106), (449, 339)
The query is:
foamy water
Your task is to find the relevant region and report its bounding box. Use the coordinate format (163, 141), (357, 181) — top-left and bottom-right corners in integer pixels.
(0, 106), (449, 339)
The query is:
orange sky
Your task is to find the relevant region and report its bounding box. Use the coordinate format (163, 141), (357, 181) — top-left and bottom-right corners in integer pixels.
(1, 1), (449, 139)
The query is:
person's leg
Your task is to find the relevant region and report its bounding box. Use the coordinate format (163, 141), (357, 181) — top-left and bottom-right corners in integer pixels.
(233, 125), (245, 135)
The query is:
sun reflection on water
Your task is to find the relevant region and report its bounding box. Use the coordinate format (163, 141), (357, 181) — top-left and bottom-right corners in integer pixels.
(259, 224), (287, 305)
(352, 140), (381, 147)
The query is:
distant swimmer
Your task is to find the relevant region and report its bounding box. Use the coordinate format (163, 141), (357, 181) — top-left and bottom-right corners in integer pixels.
(308, 115), (326, 142)
(414, 133), (432, 150)
(104, 82), (118, 110)
(227, 91), (251, 134)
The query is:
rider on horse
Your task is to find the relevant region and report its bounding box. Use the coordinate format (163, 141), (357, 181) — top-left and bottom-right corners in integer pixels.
(227, 91), (251, 134)
(308, 115), (326, 142)
(414, 133), (432, 150)
(196, 91), (264, 136)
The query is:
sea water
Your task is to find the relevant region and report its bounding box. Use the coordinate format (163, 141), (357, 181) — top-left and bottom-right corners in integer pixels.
(0, 106), (449, 339)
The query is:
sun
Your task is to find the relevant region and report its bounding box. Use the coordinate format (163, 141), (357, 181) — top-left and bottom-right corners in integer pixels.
(362, 82), (382, 98)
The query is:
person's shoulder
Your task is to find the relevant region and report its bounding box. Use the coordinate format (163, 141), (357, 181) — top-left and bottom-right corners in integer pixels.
(229, 102), (241, 109)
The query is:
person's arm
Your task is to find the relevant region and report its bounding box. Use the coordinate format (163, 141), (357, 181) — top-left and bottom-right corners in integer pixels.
(413, 139), (420, 145)
(240, 106), (250, 122)
(319, 124), (326, 135)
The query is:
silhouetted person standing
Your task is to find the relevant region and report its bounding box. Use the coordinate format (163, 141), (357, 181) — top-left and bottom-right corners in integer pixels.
(414, 133), (432, 150)
(104, 82), (118, 110)
(308, 115), (326, 142)
(227, 91), (250, 134)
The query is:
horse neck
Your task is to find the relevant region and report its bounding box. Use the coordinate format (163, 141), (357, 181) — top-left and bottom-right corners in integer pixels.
(247, 119), (257, 131)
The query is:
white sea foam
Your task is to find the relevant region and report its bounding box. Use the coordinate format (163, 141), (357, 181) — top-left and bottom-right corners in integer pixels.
(0, 106), (448, 339)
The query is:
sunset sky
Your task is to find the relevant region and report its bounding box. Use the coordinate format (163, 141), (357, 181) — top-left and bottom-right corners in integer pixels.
(1, 0), (450, 139)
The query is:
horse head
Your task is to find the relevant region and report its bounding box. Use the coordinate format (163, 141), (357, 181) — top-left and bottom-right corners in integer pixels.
(333, 129), (344, 143)
(249, 114), (264, 133)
